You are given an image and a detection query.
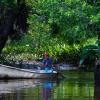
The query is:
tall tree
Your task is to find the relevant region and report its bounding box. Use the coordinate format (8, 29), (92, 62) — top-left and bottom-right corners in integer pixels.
(0, 0), (29, 53)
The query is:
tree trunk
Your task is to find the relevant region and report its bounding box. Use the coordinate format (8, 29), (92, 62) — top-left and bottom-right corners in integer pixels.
(0, 8), (15, 53)
(0, 36), (8, 53)
(16, 0), (29, 32)
(0, 0), (29, 53)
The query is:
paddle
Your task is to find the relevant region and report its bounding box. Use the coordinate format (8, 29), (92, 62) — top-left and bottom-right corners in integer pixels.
(53, 65), (65, 79)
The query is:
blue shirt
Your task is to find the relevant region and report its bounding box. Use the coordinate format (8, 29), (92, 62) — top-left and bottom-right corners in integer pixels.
(42, 58), (52, 68)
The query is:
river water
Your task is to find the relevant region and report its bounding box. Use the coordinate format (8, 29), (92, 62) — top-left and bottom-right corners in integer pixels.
(0, 71), (94, 100)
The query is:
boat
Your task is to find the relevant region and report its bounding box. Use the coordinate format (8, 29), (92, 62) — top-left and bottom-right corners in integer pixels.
(0, 64), (58, 79)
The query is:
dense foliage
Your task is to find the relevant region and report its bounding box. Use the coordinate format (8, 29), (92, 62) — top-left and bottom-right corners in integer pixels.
(0, 0), (100, 65)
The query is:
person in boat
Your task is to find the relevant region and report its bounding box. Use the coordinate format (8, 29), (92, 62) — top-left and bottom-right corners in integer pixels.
(42, 52), (53, 71)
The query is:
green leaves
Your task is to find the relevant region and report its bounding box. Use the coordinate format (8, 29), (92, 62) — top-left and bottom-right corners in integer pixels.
(0, 0), (16, 6)
(80, 44), (100, 65)
(28, 0), (99, 45)
(1, 0), (99, 64)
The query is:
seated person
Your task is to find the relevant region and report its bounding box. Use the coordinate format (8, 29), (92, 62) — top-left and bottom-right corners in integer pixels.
(42, 52), (53, 70)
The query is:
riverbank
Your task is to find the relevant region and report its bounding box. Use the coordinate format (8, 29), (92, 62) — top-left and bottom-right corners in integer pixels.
(1, 59), (78, 71)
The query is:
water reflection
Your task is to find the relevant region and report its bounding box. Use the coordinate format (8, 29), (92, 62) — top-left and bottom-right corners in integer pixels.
(94, 86), (100, 100)
(0, 80), (37, 93)
(41, 80), (53, 100)
(0, 72), (94, 100)
(54, 80), (93, 100)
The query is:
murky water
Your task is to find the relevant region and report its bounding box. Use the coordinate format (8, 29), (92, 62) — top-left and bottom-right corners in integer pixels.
(0, 71), (94, 100)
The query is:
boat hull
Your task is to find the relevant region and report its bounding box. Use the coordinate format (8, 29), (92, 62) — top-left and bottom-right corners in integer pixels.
(0, 64), (57, 79)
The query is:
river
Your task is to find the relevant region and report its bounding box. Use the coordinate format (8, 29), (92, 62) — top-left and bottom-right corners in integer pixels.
(0, 71), (94, 100)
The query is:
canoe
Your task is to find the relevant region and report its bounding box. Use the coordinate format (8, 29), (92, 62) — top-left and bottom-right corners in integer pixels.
(0, 64), (57, 79)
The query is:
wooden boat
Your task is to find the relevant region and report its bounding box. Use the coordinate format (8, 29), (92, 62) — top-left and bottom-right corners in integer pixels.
(0, 64), (57, 79)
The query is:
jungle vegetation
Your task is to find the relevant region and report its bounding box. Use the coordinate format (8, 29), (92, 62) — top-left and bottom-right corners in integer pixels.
(0, 0), (100, 67)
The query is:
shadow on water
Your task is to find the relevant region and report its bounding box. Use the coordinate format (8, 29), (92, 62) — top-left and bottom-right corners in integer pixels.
(94, 64), (100, 100)
(94, 86), (100, 100)
(0, 72), (94, 100)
